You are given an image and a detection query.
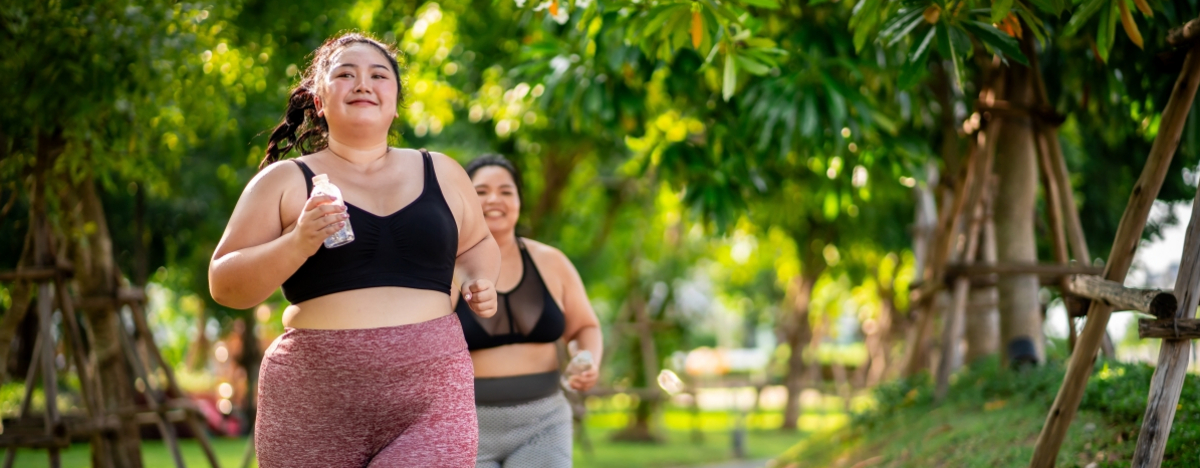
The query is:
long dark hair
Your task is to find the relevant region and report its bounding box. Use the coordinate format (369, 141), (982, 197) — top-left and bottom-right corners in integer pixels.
(465, 154), (524, 203)
(259, 32), (404, 170)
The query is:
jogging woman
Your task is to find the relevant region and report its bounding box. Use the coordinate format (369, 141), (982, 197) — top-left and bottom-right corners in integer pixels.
(209, 33), (499, 467)
(454, 154), (602, 468)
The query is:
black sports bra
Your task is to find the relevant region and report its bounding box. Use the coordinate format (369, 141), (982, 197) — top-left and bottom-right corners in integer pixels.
(280, 150), (459, 304)
(456, 240), (566, 350)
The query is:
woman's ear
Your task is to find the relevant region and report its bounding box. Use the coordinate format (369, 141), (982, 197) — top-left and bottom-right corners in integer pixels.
(314, 94), (324, 118)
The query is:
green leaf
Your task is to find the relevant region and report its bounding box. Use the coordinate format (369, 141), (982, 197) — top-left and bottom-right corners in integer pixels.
(991, 0), (1015, 23)
(723, 52), (737, 101)
(739, 0), (782, 8)
(1096, 0), (1117, 62)
(641, 5), (686, 39)
(1016, 7), (1048, 45)
(884, 10), (928, 47)
(1063, 0), (1107, 36)
(734, 54), (772, 75)
(910, 26), (937, 63)
(934, 23), (964, 88)
(962, 20), (1029, 65)
(801, 94), (818, 137)
(899, 28), (936, 89)
(702, 0), (743, 24)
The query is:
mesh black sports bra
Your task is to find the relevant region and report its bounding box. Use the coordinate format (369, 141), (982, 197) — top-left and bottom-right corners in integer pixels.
(280, 150), (458, 304)
(456, 240), (566, 350)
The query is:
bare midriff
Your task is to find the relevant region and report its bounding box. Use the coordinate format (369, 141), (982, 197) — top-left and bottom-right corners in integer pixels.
(283, 287), (453, 330)
(469, 343), (558, 378)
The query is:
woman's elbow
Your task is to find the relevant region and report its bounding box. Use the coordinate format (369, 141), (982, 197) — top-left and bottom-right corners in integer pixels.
(209, 271), (255, 309)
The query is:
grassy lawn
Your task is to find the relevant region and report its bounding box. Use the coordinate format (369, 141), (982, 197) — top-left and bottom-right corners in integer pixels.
(8, 407), (840, 468)
(773, 396), (1128, 468)
(772, 358), (1200, 468)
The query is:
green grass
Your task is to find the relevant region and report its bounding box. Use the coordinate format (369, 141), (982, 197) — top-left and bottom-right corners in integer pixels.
(774, 357), (1200, 468)
(8, 407), (828, 468)
(773, 392), (1128, 467)
(576, 428), (803, 468)
(9, 437), (251, 468)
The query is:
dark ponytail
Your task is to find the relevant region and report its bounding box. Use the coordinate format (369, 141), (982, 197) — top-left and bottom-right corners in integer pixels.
(259, 32), (404, 171)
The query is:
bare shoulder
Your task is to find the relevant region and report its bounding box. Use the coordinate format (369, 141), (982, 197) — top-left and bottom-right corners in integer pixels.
(523, 238), (576, 275)
(246, 159), (305, 198)
(425, 150), (471, 184)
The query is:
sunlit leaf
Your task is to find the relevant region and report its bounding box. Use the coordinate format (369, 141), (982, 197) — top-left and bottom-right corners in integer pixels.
(962, 20), (1029, 65)
(1064, 0), (1108, 36)
(723, 52), (737, 101)
(991, 0), (1014, 23)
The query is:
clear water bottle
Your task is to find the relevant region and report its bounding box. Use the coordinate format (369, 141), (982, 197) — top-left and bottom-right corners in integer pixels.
(561, 350), (595, 392)
(311, 174), (355, 248)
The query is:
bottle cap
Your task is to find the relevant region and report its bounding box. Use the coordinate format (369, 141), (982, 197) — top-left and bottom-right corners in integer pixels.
(312, 174), (329, 184)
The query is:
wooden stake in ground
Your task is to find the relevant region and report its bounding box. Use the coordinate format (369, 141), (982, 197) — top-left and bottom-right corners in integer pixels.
(1029, 43), (1200, 468)
(935, 129), (998, 399)
(1130, 172), (1200, 466)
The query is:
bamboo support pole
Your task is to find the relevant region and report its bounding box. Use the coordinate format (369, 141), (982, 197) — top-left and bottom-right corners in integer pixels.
(115, 314), (186, 468)
(1138, 319), (1200, 339)
(35, 285), (61, 468)
(935, 128), (999, 399)
(128, 301), (222, 468)
(3, 333), (43, 468)
(1064, 275), (1176, 318)
(1167, 15), (1200, 47)
(1030, 43), (1200, 468)
(943, 262), (1103, 279)
(1131, 183), (1200, 466)
(935, 186), (990, 399)
(904, 129), (986, 377)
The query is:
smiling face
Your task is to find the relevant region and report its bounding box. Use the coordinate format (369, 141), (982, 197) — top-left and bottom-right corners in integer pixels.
(314, 43), (399, 136)
(472, 165), (521, 237)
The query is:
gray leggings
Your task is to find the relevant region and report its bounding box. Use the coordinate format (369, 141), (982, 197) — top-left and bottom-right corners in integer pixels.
(475, 392), (573, 468)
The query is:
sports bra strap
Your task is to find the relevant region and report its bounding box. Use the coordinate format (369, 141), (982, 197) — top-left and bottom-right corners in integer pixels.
(293, 160), (316, 196)
(419, 149), (435, 186)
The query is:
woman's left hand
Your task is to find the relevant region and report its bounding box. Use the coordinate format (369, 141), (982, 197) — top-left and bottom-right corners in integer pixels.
(462, 278), (497, 318)
(568, 368), (599, 392)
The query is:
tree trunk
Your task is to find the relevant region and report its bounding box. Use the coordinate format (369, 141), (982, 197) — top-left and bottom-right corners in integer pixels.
(966, 189), (1000, 362)
(781, 267), (821, 431)
(993, 61), (1045, 367)
(69, 176), (143, 468)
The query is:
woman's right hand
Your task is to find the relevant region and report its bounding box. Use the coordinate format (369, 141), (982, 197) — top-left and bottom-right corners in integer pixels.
(290, 194), (348, 256)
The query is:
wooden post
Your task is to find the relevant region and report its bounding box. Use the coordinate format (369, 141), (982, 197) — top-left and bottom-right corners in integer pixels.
(1167, 15), (1200, 47)
(1064, 275), (1177, 318)
(1030, 43), (1200, 467)
(1131, 185), (1200, 465)
(935, 128), (999, 399)
(1138, 319), (1200, 339)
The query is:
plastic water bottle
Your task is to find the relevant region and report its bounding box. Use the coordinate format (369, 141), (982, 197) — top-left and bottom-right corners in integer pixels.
(562, 350), (595, 391)
(311, 174), (355, 248)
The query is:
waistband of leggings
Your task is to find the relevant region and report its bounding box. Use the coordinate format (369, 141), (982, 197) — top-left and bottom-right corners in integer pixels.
(264, 313), (466, 370)
(474, 371), (562, 407)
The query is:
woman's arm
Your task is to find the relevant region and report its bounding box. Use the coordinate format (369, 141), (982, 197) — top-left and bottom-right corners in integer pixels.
(554, 250), (603, 392)
(432, 152), (501, 317)
(208, 162), (347, 309)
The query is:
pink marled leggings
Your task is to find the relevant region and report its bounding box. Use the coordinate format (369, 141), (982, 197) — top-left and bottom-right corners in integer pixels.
(255, 314), (477, 468)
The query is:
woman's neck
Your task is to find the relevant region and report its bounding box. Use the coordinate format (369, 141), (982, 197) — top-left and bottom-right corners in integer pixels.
(493, 230), (519, 252)
(326, 135), (390, 169)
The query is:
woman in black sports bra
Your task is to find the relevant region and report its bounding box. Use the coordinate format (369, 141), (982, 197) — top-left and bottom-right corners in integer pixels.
(454, 154), (602, 468)
(208, 33), (499, 468)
